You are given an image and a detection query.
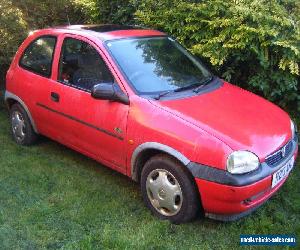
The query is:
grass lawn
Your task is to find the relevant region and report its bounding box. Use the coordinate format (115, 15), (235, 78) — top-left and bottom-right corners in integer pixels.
(0, 100), (299, 250)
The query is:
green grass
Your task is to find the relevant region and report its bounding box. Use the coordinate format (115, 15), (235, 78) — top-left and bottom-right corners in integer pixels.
(0, 101), (299, 250)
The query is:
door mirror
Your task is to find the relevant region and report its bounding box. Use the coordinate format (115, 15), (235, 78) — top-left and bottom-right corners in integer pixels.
(91, 83), (129, 105)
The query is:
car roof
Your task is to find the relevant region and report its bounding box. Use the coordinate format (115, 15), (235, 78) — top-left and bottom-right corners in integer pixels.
(41, 24), (166, 41)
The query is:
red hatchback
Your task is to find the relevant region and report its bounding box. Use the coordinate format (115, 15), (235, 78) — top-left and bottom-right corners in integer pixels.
(5, 25), (298, 223)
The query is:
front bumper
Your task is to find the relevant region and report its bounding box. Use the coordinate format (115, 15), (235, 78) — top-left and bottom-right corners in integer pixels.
(189, 135), (298, 221)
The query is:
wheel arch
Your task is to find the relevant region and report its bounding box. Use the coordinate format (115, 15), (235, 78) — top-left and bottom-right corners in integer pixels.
(4, 91), (38, 133)
(131, 142), (190, 182)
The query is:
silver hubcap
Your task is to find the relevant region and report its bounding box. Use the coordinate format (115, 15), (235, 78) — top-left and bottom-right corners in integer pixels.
(12, 111), (26, 142)
(146, 169), (183, 216)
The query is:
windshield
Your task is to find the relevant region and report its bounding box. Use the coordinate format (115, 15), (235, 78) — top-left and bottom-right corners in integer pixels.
(106, 36), (212, 94)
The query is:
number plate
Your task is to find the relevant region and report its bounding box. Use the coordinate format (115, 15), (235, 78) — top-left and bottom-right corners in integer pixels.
(272, 157), (295, 188)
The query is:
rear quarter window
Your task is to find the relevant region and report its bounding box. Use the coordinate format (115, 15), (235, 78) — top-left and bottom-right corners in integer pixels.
(19, 36), (57, 78)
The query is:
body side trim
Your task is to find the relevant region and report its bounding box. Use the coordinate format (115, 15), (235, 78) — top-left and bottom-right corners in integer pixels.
(131, 142), (190, 180)
(4, 91), (38, 133)
(36, 102), (123, 141)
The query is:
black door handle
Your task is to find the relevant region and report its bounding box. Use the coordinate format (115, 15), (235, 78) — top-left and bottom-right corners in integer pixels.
(51, 92), (60, 102)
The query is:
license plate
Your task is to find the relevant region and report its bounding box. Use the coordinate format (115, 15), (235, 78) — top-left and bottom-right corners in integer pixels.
(272, 157), (295, 188)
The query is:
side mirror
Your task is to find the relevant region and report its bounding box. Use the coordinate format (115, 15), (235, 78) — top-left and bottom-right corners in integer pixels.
(91, 83), (129, 105)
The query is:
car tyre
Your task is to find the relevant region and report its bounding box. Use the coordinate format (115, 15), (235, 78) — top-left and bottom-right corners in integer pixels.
(10, 103), (38, 146)
(141, 154), (201, 224)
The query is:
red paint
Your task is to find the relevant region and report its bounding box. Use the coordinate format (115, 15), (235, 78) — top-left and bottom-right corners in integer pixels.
(196, 140), (298, 215)
(5, 26), (298, 219)
(155, 82), (292, 163)
(195, 175), (285, 215)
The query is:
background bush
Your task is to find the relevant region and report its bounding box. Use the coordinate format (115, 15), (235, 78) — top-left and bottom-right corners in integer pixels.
(134, 0), (300, 119)
(89, 0), (136, 24)
(0, 0), (299, 122)
(0, 0), (93, 84)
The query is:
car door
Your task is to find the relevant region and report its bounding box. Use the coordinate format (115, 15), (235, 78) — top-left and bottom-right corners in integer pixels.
(16, 34), (70, 143)
(51, 35), (129, 170)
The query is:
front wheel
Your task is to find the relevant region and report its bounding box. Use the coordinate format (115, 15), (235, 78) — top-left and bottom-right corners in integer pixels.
(141, 154), (201, 224)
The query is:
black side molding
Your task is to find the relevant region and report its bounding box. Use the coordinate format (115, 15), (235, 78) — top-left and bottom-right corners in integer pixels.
(36, 102), (123, 141)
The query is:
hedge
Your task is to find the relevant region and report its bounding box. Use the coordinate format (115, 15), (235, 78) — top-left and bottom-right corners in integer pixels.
(134, 0), (300, 120)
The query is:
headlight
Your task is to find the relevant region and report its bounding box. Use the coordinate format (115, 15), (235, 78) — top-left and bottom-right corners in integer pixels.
(291, 120), (297, 139)
(227, 151), (259, 174)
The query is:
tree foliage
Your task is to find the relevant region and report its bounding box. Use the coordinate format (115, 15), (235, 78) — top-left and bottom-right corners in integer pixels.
(90, 0), (136, 24)
(0, 0), (90, 67)
(0, 1), (27, 67)
(135, 0), (300, 117)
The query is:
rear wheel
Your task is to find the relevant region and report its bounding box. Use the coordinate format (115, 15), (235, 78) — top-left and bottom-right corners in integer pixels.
(141, 154), (201, 223)
(10, 103), (37, 146)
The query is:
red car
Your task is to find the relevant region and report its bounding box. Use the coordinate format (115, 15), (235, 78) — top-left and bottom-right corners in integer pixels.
(5, 25), (298, 223)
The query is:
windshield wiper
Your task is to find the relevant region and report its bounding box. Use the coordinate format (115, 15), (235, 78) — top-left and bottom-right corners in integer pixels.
(154, 90), (174, 100)
(173, 83), (200, 93)
(193, 76), (214, 93)
(154, 76), (214, 100)
(174, 76), (214, 93)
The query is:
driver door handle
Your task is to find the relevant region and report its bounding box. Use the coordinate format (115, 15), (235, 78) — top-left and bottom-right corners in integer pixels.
(51, 92), (60, 102)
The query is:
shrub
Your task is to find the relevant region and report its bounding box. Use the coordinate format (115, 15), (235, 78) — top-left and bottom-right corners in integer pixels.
(0, 1), (27, 73)
(0, 0), (93, 88)
(89, 0), (136, 24)
(135, 0), (300, 119)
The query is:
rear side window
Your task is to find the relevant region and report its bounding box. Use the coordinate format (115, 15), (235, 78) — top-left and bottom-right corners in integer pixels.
(58, 38), (114, 92)
(19, 36), (56, 77)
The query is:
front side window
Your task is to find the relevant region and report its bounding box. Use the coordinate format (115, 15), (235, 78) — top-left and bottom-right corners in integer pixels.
(106, 37), (212, 94)
(58, 38), (114, 92)
(20, 36), (56, 77)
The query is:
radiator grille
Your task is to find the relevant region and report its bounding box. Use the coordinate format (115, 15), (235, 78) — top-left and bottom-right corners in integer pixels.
(265, 140), (293, 167)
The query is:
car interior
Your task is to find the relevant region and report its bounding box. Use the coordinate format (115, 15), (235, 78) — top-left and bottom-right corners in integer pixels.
(59, 38), (114, 91)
